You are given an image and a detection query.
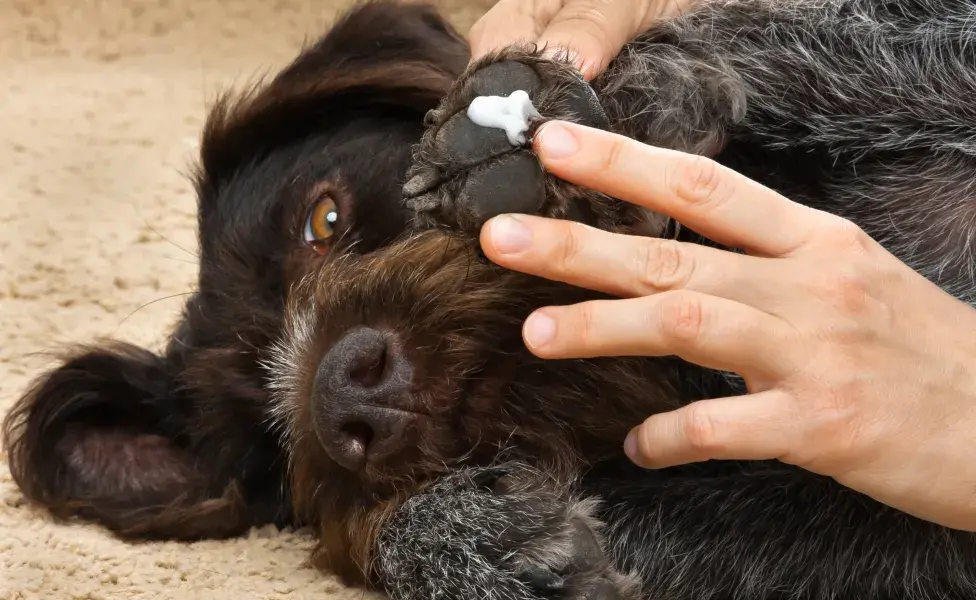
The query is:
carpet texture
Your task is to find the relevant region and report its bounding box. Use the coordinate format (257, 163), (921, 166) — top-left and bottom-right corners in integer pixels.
(0, 0), (493, 597)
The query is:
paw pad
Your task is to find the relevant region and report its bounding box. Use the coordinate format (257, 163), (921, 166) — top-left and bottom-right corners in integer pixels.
(404, 53), (611, 235)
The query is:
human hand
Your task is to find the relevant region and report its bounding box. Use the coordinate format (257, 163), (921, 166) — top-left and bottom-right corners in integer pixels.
(478, 120), (976, 532)
(468, 0), (694, 81)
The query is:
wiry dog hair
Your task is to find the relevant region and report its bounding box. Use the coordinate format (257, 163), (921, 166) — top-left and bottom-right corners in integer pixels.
(6, 0), (976, 599)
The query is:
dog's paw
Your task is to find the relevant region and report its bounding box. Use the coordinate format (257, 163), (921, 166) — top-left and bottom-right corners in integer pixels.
(375, 464), (640, 600)
(402, 47), (637, 237)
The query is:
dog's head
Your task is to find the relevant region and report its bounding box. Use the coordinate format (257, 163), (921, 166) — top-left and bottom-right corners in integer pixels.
(2, 0), (697, 588)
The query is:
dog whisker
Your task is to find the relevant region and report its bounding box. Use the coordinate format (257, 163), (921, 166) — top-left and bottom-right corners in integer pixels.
(8, 1), (976, 598)
(111, 291), (195, 335)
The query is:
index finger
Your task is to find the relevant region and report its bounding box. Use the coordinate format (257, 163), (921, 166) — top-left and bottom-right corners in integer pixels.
(531, 121), (833, 257)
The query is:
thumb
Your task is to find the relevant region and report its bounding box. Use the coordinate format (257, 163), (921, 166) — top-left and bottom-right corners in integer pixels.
(468, 0), (560, 62)
(623, 391), (797, 468)
(537, 0), (653, 80)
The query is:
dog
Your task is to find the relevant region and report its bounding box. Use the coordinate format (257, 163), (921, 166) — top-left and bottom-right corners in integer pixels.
(5, 0), (976, 598)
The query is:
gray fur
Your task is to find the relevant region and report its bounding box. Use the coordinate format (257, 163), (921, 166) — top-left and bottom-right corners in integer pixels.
(594, 0), (976, 302)
(376, 464), (642, 600)
(374, 0), (976, 599)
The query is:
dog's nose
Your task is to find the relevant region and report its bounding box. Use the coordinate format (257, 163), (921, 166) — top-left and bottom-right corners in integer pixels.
(310, 326), (414, 472)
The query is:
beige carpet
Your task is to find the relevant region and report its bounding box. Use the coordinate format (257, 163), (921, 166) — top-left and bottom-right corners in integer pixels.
(0, 0), (493, 597)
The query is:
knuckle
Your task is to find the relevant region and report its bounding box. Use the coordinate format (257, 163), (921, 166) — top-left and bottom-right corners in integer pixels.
(657, 291), (705, 344)
(819, 216), (873, 254)
(555, 222), (586, 275)
(574, 302), (599, 349)
(551, 3), (614, 33)
(599, 135), (628, 174)
(681, 404), (722, 454)
(671, 155), (727, 209)
(635, 238), (689, 292)
(816, 268), (874, 315)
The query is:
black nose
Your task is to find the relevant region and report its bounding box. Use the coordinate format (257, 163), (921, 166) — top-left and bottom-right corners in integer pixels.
(310, 326), (414, 472)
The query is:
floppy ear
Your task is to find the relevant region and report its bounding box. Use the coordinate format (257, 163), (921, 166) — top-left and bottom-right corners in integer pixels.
(196, 0), (470, 205)
(2, 341), (259, 540)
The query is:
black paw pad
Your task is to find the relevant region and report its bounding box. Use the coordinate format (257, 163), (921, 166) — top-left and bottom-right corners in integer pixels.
(459, 151), (546, 222)
(434, 110), (517, 173)
(463, 60), (543, 102)
(404, 54), (611, 234)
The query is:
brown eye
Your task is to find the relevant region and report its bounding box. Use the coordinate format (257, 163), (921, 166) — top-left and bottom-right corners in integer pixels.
(303, 196), (339, 252)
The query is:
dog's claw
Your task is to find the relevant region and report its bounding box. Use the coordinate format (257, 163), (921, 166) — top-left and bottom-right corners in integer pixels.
(469, 466), (510, 491)
(402, 169), (441, 198)
(516, 565), (566, 591)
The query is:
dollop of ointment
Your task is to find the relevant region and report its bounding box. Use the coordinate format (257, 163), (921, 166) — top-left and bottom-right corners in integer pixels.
(466, 90), (541, 146)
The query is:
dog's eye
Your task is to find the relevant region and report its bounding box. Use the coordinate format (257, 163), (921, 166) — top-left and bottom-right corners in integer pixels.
(303, 195), (339, 253)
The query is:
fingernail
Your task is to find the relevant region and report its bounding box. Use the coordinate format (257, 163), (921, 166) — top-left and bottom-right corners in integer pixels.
(524, 311), (556, 349)
(579, 60), (599, 81)
(535, 122), (579, 159)
(623, 427), (639, 462)
(488, 214), (532, 254)
(541, 44), (583, 70)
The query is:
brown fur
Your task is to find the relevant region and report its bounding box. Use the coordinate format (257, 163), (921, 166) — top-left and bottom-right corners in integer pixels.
(8, 1), (976, 599)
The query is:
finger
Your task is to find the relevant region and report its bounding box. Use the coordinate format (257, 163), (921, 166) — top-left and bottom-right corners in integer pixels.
(468, 0), (563, 62)
(522, 290), (795, 378)
(532, 121), (837, 257)
(623, 390), (797, 468)
(481, 213), (786, 308)
(535, 0), (649, 79)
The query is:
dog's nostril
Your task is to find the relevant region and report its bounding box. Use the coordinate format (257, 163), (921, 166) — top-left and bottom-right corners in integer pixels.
(311, 326), (415, 473)
(340, 421), (374, 453)
(348, 345), (387, 388)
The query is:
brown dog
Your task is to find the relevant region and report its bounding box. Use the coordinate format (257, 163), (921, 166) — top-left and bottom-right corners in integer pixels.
(6, 1), (976, 599)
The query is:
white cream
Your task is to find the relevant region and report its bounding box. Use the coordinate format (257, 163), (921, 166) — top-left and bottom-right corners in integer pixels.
(466, 90), (541, 145)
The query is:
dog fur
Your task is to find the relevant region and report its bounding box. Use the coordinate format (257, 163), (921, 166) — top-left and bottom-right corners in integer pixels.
(5, 0), (976, 598)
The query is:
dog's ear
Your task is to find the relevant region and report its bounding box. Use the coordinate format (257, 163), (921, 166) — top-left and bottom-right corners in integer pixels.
(195, 1), (469, 208)
(274, 0), (470, 86)
(2, 341), (258, 540)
